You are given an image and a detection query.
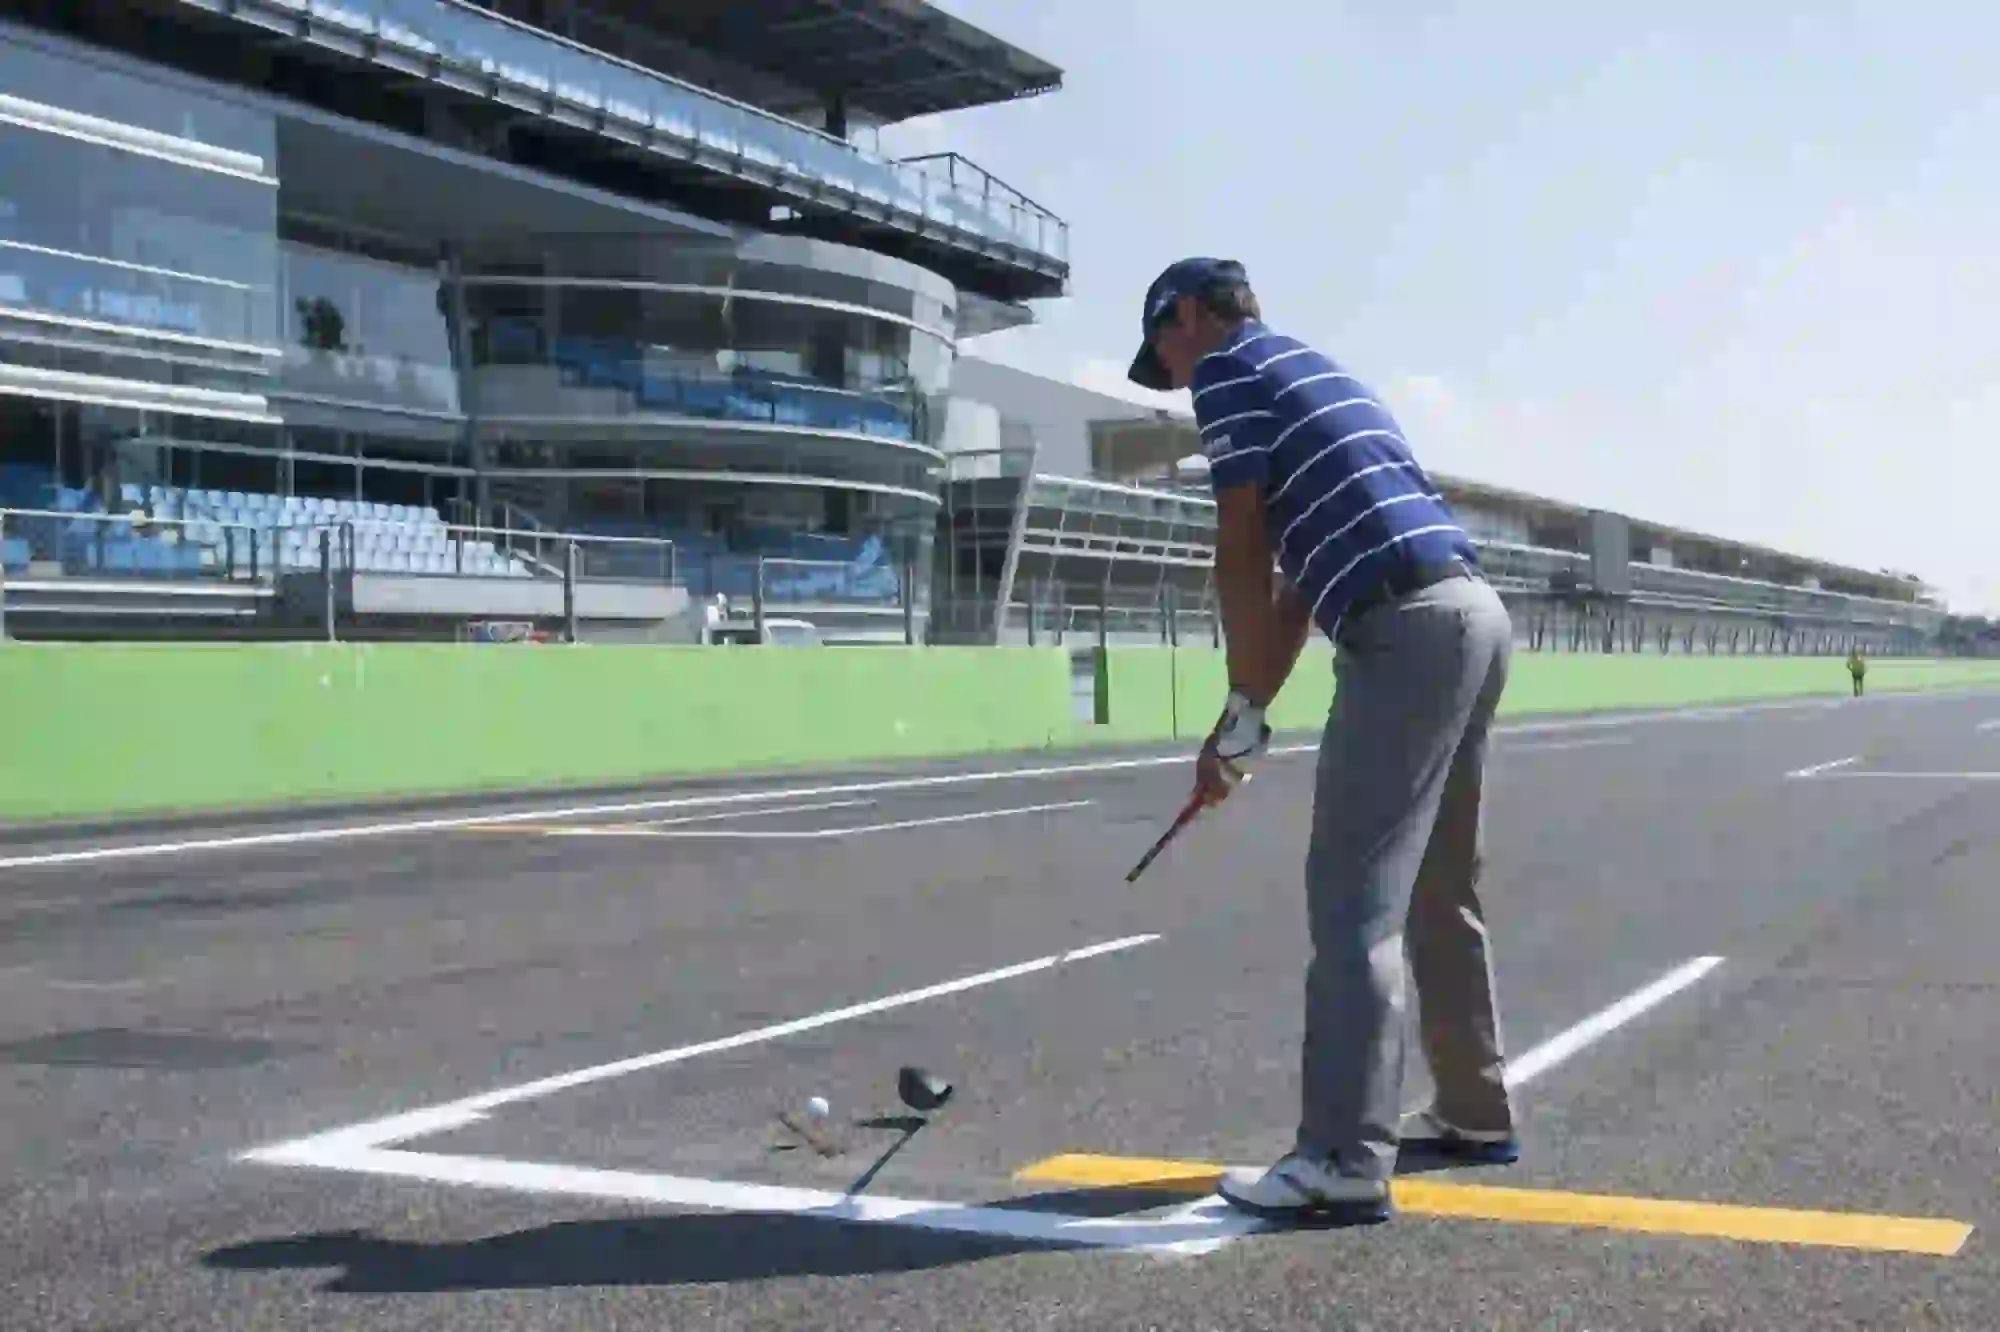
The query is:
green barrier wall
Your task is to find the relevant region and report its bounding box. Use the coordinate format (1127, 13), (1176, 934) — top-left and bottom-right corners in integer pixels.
(3, 643), (1997, 824)
(1146, 650), (2000, 740)
(0, 643), (1074, 824)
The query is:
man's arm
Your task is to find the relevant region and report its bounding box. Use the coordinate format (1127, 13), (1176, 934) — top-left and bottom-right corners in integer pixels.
(1266, 574), (1314, 702)
(1213, 481), (1312, 707)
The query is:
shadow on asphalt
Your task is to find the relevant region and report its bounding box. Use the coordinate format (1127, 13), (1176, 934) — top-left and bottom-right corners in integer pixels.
(201, 1184), (1215, 1294)
(202, 1171), (1431, 1293)
(203, 1213), (1078, 1292)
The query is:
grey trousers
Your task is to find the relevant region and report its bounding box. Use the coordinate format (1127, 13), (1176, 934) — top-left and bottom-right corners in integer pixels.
(1295, 572), (1516, 1179)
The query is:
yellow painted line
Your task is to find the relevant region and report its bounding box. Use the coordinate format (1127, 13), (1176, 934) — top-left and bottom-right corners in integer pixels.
(1019, 1153), (1228, 1191)
(1013, 1154), (1973, 1256)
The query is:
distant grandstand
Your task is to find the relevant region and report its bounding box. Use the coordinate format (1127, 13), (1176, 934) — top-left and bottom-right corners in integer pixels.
(932, 366), (1946, 656)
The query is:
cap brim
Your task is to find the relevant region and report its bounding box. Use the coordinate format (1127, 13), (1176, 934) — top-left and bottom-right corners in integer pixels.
(1127, 342), (1172, 392)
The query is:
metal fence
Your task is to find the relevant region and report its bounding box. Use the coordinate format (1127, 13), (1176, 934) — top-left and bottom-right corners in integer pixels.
(470, 524), (677, 585)
(0, 506), (267, 582)
(1502, 593), (1912, 658)
(0, 505), (687, 644)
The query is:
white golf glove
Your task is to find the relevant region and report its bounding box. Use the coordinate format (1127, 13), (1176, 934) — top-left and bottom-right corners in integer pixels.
(1212, 689), (1271, 768)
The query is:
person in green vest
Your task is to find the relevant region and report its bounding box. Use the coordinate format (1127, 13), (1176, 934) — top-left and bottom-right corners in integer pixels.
(1847, 648), (1867, 698)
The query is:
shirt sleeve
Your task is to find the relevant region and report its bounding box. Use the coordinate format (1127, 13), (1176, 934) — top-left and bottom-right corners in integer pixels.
(1190, 353), (1278, 492)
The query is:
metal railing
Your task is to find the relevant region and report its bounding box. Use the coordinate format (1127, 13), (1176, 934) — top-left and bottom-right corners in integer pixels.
(0, 505), (267, 582)
(469, 332), (931, 443)
(200, 0), (1069, 265)
(286, 517), (676, 585)
(471, 522), (677, 585)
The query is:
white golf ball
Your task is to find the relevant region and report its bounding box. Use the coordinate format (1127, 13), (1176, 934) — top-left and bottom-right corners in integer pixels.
(806, 1095), (830, 1118)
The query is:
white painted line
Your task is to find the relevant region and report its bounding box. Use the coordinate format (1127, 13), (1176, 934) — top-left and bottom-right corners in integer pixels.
(1499, 737), (1635, 755)
(243, 948), (1734, 1259)
(8, 687), (1989, 872)
(1500, 955), (1724, 1089)
(550, 800), (1094, 840)
(0, 759), (1199, 871)
(244, 931), (1161, 1158)
(1788, 755), (1861, 779)
(634, 798), (876, 827)
(1802, 771), (2000, 781)
(236, 929), (1224, 1255)
(1976, 719), (2000, 733)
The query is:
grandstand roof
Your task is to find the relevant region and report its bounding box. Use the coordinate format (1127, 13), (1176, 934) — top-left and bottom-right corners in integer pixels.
(595, 0), (1064, 124)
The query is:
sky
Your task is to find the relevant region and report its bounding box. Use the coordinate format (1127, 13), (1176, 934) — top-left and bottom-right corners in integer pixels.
(878, 1), (2000, 615)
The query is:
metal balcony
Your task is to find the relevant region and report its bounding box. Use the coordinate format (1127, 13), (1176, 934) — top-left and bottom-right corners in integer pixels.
(165, 0), (1069, 298)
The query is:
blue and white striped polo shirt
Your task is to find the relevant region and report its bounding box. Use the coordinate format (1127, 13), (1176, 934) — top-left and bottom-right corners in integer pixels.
(1193, 320), (1476, 635)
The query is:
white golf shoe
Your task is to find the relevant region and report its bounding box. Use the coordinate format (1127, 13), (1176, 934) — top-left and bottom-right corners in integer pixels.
(1215, 1152), (1393, 1225)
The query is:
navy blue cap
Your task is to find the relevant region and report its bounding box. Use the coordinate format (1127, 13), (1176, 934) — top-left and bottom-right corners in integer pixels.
(1127, 257), (1249, 391)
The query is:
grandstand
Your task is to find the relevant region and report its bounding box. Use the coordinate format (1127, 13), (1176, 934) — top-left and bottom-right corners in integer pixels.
(0, 0), (1063, 642)
(929, 370), (1945, 655)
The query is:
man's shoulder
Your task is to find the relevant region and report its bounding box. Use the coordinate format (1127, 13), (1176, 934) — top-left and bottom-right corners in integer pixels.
(1197, 322), (1302, 373)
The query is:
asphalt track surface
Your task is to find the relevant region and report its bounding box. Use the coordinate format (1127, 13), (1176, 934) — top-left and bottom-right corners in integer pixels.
(4, 688), (1999, 1330)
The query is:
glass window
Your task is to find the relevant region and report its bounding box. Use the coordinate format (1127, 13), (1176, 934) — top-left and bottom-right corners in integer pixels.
(460, 281), (949, 445)
(0, 36), (276, 163)
(0, 124), (277, 346)
(278, 243), (460, 415)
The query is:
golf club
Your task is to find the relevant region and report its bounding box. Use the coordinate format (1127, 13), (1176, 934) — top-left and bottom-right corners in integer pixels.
(1128, 768), (1248, 880)
(845, 1066), (957, 1196)
(897, 1064), (954, 1112)
(1124, 790), (1203, 884)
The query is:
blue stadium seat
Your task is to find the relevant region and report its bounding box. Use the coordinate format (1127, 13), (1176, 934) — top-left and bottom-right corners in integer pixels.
(0, 463), (51, 509)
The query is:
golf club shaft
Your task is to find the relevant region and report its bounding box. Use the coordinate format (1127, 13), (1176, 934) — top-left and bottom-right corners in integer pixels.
(1125, 770), (1253, 883)
(1125, 793), (1203, 883)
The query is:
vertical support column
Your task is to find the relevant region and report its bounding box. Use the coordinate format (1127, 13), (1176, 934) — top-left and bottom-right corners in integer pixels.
(1099, 567), (1112, 654)
(320, 528), (336, 642)
(991, 450), (1038, 646)
(1094, 567), (1112, 727)
(564, 540), (579, 644)
(443, 248), (489, 527)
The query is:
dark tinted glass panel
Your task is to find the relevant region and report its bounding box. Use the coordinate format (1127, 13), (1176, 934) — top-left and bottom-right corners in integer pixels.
(0, 125), (277, 345)
(279, 244), (459, 414)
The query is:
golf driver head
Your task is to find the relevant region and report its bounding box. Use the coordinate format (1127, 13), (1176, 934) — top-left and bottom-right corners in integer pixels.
(896, 1065), (954, 1113)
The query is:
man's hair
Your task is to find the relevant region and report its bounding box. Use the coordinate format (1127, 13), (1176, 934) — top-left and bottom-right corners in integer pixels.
(1197, 281), (1261, 324)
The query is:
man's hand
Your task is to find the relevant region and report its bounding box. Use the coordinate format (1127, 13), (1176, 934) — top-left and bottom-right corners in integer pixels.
(1194, 690), (1270, 807)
